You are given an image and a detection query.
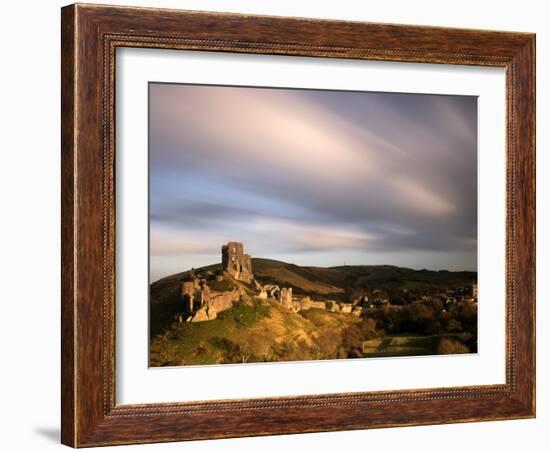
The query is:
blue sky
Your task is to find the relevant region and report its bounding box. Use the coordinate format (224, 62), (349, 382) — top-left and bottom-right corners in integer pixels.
(149, 83), (477, 282)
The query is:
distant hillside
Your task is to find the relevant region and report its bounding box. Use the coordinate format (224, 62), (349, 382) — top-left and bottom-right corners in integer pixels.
(252, 258), (345, 297)
(329, 264), (476, 290)
(252, 258), (475, 299)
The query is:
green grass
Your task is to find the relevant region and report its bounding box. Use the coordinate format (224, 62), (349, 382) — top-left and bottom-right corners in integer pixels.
(150, 300), (271, 366)
(218, 300), (270, 327)
(362, 335), (439, 357)
(361, 334), (472, 357)
(208, 279), (235, 292)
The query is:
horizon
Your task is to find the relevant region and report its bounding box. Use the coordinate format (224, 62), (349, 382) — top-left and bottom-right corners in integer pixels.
(151, 252), (478, 284)
(149, 84), (477, 282)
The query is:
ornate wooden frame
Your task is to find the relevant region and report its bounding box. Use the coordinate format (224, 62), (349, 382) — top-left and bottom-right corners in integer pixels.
(61, 3), (536, 447)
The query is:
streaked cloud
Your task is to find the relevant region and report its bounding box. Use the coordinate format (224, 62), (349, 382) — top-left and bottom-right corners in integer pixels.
(149, 83), (477, 281)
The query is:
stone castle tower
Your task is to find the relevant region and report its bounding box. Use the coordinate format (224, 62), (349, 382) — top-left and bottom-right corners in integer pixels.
(222, 242), (253, 283)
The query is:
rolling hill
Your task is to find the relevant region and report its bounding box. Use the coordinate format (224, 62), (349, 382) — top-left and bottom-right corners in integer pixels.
(251, 258), (475, 298)
(149, 298), (363, 366)
(150, 258), (476, 338)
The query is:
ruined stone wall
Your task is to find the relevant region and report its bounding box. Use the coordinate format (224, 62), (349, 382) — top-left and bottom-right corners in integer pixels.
(181, 281), (195, 313)
(189, 288), (243, 323)
(310, 301), (327, 310)
(181, 281), (194, 295)
(222, 241), (253, 283)
(340, 303), (353, 314)
(263, 285), (280, 298)
(299, 296), (312, 310)
(279, 287), (293, 310)
(208, 288), (242, 313)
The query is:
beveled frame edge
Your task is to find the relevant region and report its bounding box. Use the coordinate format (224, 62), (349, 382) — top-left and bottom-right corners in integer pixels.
(61, 3), (535, 447)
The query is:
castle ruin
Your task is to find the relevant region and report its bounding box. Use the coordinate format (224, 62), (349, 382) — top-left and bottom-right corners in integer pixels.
(180, 241), (372, 323)
(222, 241), (253, 283)
(181, 281), (197, 313)
(279, 287), (293, 310)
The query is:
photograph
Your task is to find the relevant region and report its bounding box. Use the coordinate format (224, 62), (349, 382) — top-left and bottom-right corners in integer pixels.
(49, 1), (537, 448)
(148, 83), (479, 367)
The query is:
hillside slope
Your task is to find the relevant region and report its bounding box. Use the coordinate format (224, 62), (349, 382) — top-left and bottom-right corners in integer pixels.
(149, 298), (363, 366)
(252, 258), (475, 300)
(150, 259), (476, 338)
(252, 258), (345, 296)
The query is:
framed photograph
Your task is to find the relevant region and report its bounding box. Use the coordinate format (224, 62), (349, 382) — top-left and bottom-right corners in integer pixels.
(61, 4), (535, 447)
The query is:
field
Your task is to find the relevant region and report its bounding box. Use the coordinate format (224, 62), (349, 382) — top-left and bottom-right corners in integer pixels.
(361, 334), (470, 357)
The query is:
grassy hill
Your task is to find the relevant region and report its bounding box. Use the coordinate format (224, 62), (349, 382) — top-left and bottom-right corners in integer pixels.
(149, 298), (363, 366)
(149, 296), (473, 366)
(149, 259), (476, 366)
(252, 258), (475, 300)
(252, 258), (345, 297)
(152, 258), (475, 295)
(150, 258), (476, 335)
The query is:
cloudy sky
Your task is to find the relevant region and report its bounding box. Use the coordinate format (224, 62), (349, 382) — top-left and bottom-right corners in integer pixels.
(149, 83), (477, 282)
